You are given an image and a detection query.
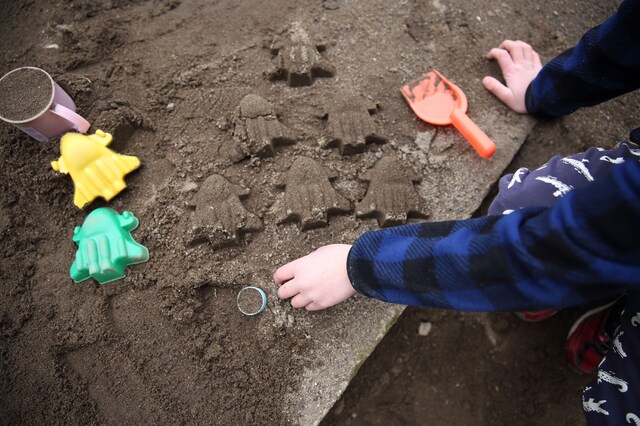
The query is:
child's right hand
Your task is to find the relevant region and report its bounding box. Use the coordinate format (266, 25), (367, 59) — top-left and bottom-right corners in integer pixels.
(274, 244), (356, 311)
(482, 40), (543, 114)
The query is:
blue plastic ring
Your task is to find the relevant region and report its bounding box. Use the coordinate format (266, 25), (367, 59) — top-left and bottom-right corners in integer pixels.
(237, 286), (267, 316)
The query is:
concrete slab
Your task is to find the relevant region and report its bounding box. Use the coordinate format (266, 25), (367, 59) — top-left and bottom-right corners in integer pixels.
(281, 0), (537, 424)
(285, 119), (535, 425)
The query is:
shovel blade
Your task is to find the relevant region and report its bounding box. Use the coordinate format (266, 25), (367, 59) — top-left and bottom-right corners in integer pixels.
(400, 69), (466, 125)
(401, 69), (495, 158)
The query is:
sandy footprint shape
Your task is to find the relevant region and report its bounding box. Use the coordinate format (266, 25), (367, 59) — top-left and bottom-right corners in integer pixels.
(188, 174), (262, 248)
(269, 22), (335, 87)
(356, 156), (429, 227)
(323, 92), (386, 155)
(277, 156), (351, 230)
(232, 94), (295, 159)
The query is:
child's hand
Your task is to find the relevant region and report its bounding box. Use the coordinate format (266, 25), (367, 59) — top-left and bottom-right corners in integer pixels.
(482, 40), (543, 113)
(275, 244), (356, 311)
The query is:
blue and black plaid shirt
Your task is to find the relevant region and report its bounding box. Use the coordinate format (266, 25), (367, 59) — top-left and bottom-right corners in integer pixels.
(348, 159), (640, 311)
(525, 0), (640, 118)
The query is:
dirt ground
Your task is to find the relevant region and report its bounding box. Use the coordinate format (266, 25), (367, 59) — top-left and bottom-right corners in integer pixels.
(1, 0), (638, 425)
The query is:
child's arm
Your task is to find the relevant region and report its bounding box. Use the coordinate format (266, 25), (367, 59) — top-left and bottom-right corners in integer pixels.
(348, 160), (640, 311)
(277, 160), (640, 312)
(484, 0), (640, 117)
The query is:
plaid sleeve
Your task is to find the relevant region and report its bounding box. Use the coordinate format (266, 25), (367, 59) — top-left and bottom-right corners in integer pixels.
(525, 0), (640, 118)
(347, 160), (640, 312)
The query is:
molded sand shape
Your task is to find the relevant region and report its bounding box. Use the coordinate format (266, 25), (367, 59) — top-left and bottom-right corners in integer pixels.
(277, 156), (351, 230)
(269, 22), (335, 87)
(324, 92), (386, 155)
(233, 94), (295, 158)
(188, 174), (263, 248)
(51, 130), (141, 209)
(70, 207), (149, 284)
(356, 156), (429, 227)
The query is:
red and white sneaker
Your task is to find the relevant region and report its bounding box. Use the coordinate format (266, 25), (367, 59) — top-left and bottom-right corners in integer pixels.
(565, 300), (624, 375)
(514, 309), (558, 322)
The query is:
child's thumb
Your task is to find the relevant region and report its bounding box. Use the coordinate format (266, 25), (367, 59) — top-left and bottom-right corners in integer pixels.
(482, 76), (514, 107)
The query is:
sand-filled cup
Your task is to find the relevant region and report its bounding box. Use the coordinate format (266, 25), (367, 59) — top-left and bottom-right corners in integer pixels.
(0, 67), (90, 142)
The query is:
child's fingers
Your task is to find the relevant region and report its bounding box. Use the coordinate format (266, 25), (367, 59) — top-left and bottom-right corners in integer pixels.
(306, 302), (324, 311)
(498, 40), (523, 61)
(497, 39), (514, 50)
(486, 48), (514, 72)
(522, 43), (536, 62)
(277, 280), (299, 299)
(532, 51), (542, 67)
(274, 259), (299, 284)
(291, 294), (312, 309)
(482, 76), (513, 105)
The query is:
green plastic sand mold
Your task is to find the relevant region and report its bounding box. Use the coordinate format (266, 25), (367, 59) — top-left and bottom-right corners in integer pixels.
(70, 207), (149, 284)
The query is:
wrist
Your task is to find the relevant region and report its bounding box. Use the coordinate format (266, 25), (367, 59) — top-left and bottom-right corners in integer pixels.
(346, 238), (380, 300)
(345, 244), (360, 294)
(524, 82), (535, 115)
(524, 79), (555, 119)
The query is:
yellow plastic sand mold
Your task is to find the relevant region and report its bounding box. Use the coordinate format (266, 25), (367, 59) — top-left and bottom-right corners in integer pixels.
(51, 130), (141, 209)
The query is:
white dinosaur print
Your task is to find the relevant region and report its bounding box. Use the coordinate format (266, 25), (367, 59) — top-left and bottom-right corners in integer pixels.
(624, 143), (640, 157)
(535, 176), (574, 197)
(583, 395), (609, 416)
(562, 158), (594, 181)
(627, 413), (640, 425)
(631, 312), (640, 327)
(507, 168), (527, 189)
(535, 163), (548, 171)
(598, 369), (628, 392)
(600, 155), (625, 164)
(613, 331), (627, 358)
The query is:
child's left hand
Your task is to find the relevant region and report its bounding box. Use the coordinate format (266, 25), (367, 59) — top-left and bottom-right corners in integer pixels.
(482, 39), (542, 113)
(274, 244), (356, 311)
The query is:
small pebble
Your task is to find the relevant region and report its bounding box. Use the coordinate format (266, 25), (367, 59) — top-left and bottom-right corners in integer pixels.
(418, 321), (432, 336)
(324, 0), (339, 10)
(524, 403), (536, 417)
(493, 318), (510, 332)
(179, 181), (198, 193)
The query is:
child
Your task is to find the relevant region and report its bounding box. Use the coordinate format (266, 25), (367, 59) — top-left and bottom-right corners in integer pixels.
(275, 0), (640, 424)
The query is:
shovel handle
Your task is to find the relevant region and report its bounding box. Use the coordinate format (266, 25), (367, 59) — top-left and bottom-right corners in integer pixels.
(450, 109), (496, 159)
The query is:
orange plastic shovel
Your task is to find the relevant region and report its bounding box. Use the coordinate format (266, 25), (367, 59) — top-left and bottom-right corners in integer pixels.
(401, 70), (496, 159)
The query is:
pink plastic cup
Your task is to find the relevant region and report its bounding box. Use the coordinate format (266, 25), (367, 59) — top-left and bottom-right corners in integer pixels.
(0, 67), (90, 142)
